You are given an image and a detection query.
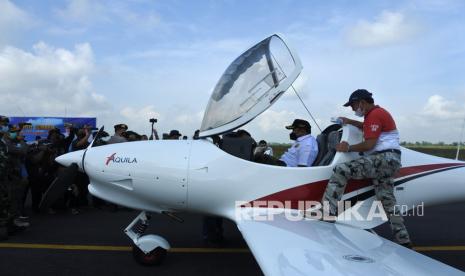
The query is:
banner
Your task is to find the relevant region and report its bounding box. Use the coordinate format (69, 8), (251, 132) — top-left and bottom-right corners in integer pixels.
(9, 116), (97, 143)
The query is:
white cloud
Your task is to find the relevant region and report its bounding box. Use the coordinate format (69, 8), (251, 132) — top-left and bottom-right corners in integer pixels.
(282, 73), (310, 101)
(0, 0), (33, 45)
(395, 94), (465, 143)
(0, 42), (110, 117)
(174, 111), (203, 125)
(346, 11), (418, 47)
(254, 109), (297, 133)
(420, 94), (465, 119)
(119, 105), (162, 134)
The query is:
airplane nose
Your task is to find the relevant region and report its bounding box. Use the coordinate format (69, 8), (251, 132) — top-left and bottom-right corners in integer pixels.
(55, 150), (84, 169)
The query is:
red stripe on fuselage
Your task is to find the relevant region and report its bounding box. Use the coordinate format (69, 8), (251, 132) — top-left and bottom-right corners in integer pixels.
(246, 163), (464, 209)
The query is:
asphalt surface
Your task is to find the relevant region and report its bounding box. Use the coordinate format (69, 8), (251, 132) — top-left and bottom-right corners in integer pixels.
(1, 201), (465, 276)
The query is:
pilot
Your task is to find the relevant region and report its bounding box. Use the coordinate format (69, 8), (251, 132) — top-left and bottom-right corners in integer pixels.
(108, 124), (128, 144)
(322, 89), (412, 248)
(255, 119), (318, 167)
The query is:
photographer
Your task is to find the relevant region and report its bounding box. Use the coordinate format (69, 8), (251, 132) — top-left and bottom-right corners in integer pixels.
(0, 117), (29, 240)
(63, 123), (77, 153)
(92, 130), (110, 147)
(25, 140), (50, 213)
(149, 118), (159, 140)
(71, 126), (91, 151)
(108, 124), (128, 144)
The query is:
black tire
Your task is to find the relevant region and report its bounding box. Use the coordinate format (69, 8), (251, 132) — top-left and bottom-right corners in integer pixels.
(132, 245), (167, 266)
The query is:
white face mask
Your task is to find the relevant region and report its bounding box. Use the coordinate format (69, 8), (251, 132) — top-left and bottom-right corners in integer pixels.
(355, 103), (364, 117)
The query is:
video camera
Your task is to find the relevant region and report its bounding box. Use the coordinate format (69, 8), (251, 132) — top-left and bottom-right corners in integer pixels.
(149, 118), (157, 123)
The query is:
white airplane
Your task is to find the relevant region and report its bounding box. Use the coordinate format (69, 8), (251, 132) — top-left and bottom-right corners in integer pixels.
(55, 34), (465, 275)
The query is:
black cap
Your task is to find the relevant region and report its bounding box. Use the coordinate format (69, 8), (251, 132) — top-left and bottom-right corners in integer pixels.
(114, 124), (128, 130)
(169, 130), (181, 137)
(285, 119), (311, 132)
(343, 89), (373, 107)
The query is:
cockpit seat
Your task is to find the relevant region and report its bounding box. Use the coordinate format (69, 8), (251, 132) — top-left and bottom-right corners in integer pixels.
(220, 136), (256, 161)
(317, 131), (342, 166)
(312, 133), (327, 166)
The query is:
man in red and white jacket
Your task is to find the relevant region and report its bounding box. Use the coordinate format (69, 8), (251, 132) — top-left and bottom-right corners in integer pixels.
(323, 89), (412, 248)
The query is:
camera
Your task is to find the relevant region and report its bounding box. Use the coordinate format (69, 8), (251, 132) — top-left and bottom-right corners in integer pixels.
(149, 118), (157, 123)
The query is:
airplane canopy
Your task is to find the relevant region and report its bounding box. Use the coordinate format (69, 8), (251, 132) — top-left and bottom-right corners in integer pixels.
(199, 34), (302, 137)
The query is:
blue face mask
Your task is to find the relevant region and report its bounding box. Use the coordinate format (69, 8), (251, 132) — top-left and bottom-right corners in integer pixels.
(0, 125), (8, 132)
(9, 132), (17, 139)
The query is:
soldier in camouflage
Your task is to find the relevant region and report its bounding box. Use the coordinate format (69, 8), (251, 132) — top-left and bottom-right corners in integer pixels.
(0, 116), (11, 240)
(322, 89), (412, 248)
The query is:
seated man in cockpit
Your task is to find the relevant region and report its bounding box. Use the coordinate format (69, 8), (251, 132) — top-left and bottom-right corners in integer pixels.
(254, 119), (318, 167)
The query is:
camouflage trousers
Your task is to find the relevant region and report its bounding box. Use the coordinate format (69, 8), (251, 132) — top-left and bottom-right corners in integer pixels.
(323, 152), (411, 245)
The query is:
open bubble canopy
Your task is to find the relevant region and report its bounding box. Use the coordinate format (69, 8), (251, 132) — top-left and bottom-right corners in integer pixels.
(199, 34), (302, 138)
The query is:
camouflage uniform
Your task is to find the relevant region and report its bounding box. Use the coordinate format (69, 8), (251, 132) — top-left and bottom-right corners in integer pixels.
(323, 151), (411, 245)
(0, 139), (11, 228)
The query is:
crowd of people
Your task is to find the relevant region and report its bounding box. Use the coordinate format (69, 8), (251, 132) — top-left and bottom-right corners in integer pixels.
(0, 113), (314, 246)
(0, 115), (188, 241)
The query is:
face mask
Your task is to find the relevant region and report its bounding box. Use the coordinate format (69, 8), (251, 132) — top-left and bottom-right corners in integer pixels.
(355, 103), (364, 117)
(0, 125), (8, 132)
(9, 132), (17, 139)
(289, 132), (297, 141)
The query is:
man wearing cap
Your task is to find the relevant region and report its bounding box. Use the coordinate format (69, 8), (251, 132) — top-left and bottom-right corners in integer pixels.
(0, 116), (11, 239)
(0, 117), (29, 240)
(322, 89), (411, 247)
(4, 125), (28, 220)
(108, 124), (128, 144)
(255, 119), (318, 167)
(168, 130), (182, 140)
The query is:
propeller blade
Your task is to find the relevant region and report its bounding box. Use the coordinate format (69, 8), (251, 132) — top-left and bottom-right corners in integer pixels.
(82, 126), (104, 173)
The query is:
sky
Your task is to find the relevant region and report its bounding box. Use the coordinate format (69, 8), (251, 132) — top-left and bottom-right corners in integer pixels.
(1, 0), (465, 143)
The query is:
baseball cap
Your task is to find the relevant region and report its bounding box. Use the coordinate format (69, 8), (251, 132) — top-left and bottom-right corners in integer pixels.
(285, 119), (311, 131)
(343, 89), (373, 107)
(169, 130), (181, 137)
(114, 124), (128, 130)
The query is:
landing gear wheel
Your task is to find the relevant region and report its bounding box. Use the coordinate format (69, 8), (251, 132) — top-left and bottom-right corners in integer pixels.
(132, 245), (167, 266)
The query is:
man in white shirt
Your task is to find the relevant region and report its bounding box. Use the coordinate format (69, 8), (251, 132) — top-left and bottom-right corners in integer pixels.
(255, 119), (319, 167)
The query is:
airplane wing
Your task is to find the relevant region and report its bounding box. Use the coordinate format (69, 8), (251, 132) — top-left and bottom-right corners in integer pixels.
(236, 211), (464, 276)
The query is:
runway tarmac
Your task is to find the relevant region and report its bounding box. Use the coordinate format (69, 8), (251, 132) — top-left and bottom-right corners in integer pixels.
(1, 201), (464, 275)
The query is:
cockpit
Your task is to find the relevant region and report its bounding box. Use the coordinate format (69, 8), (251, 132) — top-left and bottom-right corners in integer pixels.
(197, 34), (342, 167)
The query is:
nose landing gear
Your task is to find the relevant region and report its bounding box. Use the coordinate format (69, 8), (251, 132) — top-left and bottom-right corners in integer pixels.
(125, 211), (170, 266)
